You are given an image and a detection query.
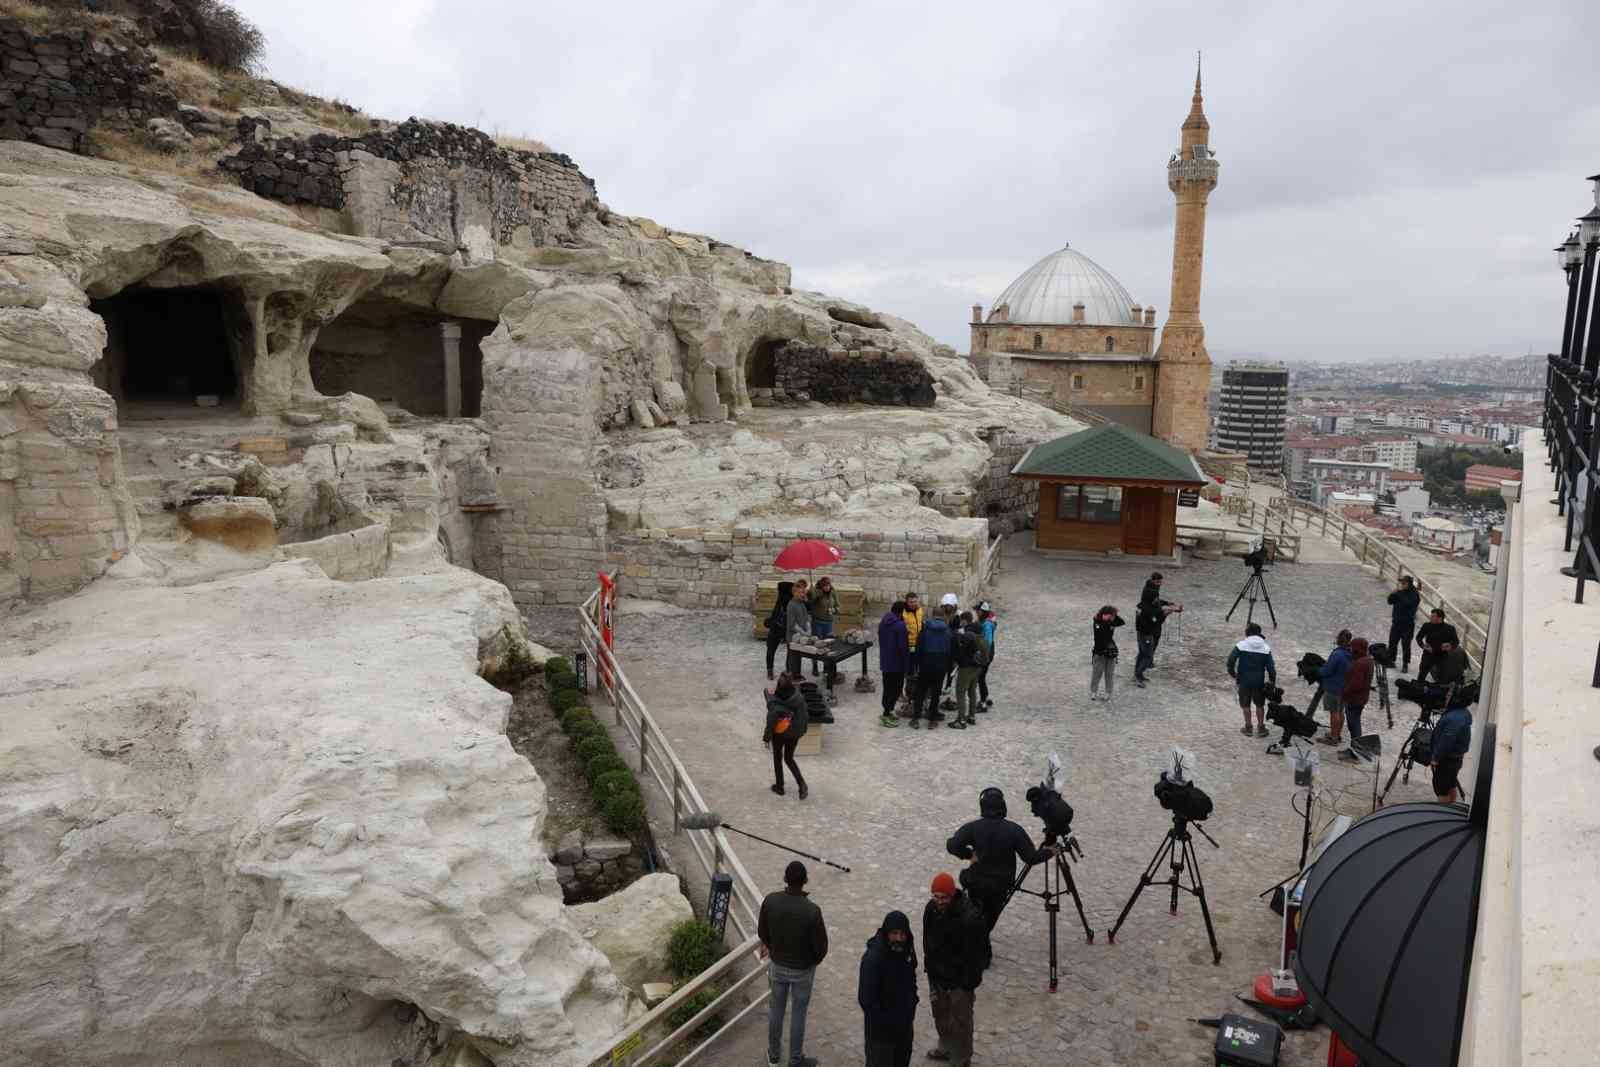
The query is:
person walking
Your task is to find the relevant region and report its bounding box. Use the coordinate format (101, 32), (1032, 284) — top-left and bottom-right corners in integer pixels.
(758, 861), (829, 1067)
(949, 612), (990, 729)
(1133, 575), (1181, 688)
(878, 601), (910, 729)
(1386, 576), (1421, 674)
(911, 605), (954, 728)
(973, 601), (997, 712)
(945, 787), (1053, 931)
(784, 578), (812, 677)
(900, 591), (926, 714)
(938, 593), (960, 710)
(806, 577), (839, 679)
(765, 581), (795, 680)
(1316, 630), (1354, 746)
(1430, 699), (1473, 804)
(1415, 608), (1458, 683)
(922, 872), (989, 1067)
(857, 910), (919, 1067)
(1090, 604), (1124, 702)
(1338, 637), (1375, 762)
(1226, 622), (1277, 737)
(762, 674), (809, 799)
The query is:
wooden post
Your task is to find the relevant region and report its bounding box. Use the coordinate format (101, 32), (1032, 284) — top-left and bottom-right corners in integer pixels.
(639, 717), (650, 774)
(1321, 511), (1329, 536)
(672, 765), (682, 834)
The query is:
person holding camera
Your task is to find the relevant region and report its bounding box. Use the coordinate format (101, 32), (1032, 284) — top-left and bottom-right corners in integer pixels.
(1226, 622), (1277, 737)
(922, 872), (990, 1067)
(1386, 576), (1422, 674)
(1090, 604), (1124, 702)
(1415, 608), (1458, 683)
(1430, 697), (1473, 804)
(945, 787), (1054, 931)
(1429, 637), (1469, 688)
(1134, 573), (1182, 688)
(1316, 630), (1354, 746)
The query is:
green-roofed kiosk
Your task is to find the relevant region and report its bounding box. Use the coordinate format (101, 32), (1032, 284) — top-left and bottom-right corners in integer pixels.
(1010, 423), (1208, 556)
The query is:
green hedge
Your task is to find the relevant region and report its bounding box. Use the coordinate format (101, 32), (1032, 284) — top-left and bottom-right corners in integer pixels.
(586, 753), (629, 784)
(667, 920), (727, 980)
(549, 688), (583, 714)
(592, 769), (640, 802)
(575, 733), (616, 765)
(664, 982), (723, 1041)
(565, 719), (604, 747)
(600, 790), (645, 833)
(541, 657), (647, 839)
(560, 707), (595, 734)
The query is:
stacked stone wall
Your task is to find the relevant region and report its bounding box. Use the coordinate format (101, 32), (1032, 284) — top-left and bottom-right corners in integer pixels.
(767, 342), (935, 407)
(972, 430), (1039, 536)
(609, 522), (987, 616)
(0, 18), (172, 153)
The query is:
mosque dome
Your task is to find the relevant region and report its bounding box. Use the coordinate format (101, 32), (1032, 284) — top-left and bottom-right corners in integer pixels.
(990, 243), (1141, 327)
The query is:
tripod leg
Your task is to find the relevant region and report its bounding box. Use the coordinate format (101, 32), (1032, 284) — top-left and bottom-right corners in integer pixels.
(1045, 860), (1059, 993)
(1185, 837), (1223, 965)
(1058, 853), (1095, 943)
(1108, 832), (1175, 944)
(1225, 583), (1249, 621)
(1259, 578), (1277, 628)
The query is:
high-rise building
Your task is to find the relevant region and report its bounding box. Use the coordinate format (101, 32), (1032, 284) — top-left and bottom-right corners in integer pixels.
(1214, 361), (1288, 470)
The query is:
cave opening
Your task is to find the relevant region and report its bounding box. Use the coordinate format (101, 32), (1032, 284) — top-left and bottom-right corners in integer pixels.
(310, 298), (492, 418)
(745, 338), (783, 390)
(90, 284), (247, 418)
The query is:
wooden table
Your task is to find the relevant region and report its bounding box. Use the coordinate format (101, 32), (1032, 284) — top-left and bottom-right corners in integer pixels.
(787, 639), (874, 704)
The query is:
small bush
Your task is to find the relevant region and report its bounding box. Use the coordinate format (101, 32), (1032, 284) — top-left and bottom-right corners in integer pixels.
(592, 769), (640, 802)
(666, 920), (727, 980)
(663, 981), (724, 1041)
(564, 719), (603, 746)
(586, 753), (629, 784)
(574, 733), (616, 765)
(544, 656), (574, 680)
(550, 671), (581, 695)
(174, 0), (266, 73)
(549, 688), (582, 714)
(560, 707), (594, 734)
(600, 790), (645, 833)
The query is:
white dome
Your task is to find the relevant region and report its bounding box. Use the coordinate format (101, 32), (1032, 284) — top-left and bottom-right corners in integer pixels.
(990, 244), (1141, 326)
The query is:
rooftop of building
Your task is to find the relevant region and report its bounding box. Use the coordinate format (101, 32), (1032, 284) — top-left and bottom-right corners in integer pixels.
(1464, 463), (1523, 480)
(985, 243), (1144, 327)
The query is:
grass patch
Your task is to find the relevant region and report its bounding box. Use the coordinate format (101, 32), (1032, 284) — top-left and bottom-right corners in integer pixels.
(85, 128), (232, 188)
(494, 130), (553, 154)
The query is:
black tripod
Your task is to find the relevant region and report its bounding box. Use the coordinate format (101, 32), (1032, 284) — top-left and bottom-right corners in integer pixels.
(1375, 661), (1394, 728)
(1001, 833), (1094, 992)
(1226, 567), (1277, 627)
(1107, 814), (1222, 964)
(1378, 710), (1434, 806)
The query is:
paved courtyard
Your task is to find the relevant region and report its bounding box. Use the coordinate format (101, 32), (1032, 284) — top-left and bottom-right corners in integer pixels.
(592, 541), (1444, 1066)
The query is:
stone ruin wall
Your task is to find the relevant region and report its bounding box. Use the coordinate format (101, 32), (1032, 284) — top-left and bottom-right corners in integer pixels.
(767, 341), (936, 407)
(972, 430), (1039, 536)
(0, 17), (173, 153)
(611, 522), (987, 614)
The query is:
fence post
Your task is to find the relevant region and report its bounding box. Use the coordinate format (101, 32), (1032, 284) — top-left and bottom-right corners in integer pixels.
(639, 716), (650, 774)
(1339, 522), (1347, 550)
(1322, 510), (1329, 536)
(672, 765), (682, 834)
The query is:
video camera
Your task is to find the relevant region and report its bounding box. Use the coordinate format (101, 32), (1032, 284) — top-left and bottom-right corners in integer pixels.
(1395, 676), (1480, 712)
(1295, 652), (1325, 687)
(1027, 754), (1083, 858)
(1153, 748), (1213, 823)
(1243, 546), (1270, 574)
(1369, 642), (1396, 669)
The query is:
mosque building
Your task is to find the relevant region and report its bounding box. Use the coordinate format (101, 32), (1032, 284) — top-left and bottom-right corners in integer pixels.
(972, 63), (1218, 452)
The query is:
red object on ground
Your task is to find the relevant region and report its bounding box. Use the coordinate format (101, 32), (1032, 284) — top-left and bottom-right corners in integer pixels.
(774, 539), (843, 571)
(1252, 973), (1308, 1010)
(1327, 1032), (1360, 1067)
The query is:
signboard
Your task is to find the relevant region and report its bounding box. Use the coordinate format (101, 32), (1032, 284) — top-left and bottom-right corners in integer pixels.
(609, 1032), (642, 1065)
(1177, 488), (1201, 507)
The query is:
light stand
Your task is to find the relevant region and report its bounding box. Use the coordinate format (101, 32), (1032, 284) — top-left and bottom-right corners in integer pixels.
(1001, 833), (1094, 992)
(1107, 813), (1223, 964)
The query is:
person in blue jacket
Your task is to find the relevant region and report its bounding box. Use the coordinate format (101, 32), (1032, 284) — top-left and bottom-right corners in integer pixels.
(858, 910), (919, 1067)
(911, 606), (954, 729)
(1226, 622), (1278, 738)
(878, 602), (911, 730)
(1317, 630), (1354, 746)
(1430, 701), (1473, 804)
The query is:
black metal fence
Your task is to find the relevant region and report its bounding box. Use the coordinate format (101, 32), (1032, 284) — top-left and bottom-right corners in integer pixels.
(1543, 191), (1600, 603)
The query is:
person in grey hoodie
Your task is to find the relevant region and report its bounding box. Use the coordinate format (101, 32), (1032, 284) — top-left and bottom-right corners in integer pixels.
(1226, 622), (1277, 737)
(784, 578), (812, 677)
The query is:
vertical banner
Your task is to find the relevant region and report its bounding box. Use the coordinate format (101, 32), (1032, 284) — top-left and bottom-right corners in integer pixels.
(597, 571), (616, 690)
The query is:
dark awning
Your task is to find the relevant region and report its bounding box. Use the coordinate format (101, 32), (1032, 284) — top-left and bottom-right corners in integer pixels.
(1293, 723), (1495, 1067)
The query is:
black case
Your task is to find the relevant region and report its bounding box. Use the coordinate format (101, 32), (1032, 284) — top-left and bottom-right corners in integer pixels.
(1213, 1013), (1282, 1066)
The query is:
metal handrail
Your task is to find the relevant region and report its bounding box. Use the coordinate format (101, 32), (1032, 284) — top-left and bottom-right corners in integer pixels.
(1544, 354), (1599, 602)
(576, 580), (772, 1066)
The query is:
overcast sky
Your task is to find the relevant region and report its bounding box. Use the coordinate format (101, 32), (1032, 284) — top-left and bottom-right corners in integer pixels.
(233, 0), (1600, 362)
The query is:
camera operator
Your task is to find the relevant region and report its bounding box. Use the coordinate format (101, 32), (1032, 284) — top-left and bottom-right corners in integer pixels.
(1415, 608), (1458, 683)
(1430, 695), (1473, 804)
(1316, 630), (1354, 747)
(1428, 637), (1469, 687)
(946, 787), (1054, 931)
(1226, 622), (1277, 737)
(1133, 572), (1182, 689)
(1090, 604), (1124, 702)
(1386, 576), (1421, 674)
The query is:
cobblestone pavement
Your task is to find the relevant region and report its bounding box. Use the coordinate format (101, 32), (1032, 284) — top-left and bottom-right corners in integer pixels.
(586, 548), (1442, 1067)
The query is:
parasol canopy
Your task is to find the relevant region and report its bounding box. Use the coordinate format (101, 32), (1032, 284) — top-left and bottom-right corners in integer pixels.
(774, 539), (843, 571)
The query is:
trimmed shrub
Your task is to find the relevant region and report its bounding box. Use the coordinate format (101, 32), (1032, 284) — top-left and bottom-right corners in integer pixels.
(549, 669), (580, 694)
(663, 981), (724, 1041)
(564, 718), (604, 746)
(666, 920), (727, 980)
(560, 707), (595, 734)
(549, 688), (582, 714)
(600, 790), (645, 833)
(592, 769), (640, 802)
(575, 733), (616, 765)
(586, 753), (629, 784)
(544, 656), (574, 678)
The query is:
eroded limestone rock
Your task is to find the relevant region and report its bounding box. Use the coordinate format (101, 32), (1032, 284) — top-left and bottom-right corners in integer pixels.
(568, 873), (694, 994)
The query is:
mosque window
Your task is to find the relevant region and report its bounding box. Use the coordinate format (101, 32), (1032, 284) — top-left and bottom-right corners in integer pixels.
(1135, 374), (1146, 391)
(1105, 336), (1115, 352)
(1071, 374), (1084, 391)
(1033, 333), (1043, 351)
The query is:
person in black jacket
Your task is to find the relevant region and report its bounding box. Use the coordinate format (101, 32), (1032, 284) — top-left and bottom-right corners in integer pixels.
(765, 581), (794, 680)
(1386, 576), (1421, 674)
(1090, 605), (1124, 702)
(1134, 572), (1182, 688)
(858, 910), (919, 1067)
(762, 675), (808, 800)
(923, 872), (989, 1067)
(945, 787), (1053, 931)
(1415, 608), (1459, 683)
(758, 861), (829, 1067)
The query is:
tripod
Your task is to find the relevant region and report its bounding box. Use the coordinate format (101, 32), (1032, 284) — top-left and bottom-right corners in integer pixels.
(1001, 833), (1094, 992)
(1107, 814), (1222, 964)
(1226, 568), (1277, 628)
(1374, 661), (1394, 728)
(1378, 710), (1433, 806)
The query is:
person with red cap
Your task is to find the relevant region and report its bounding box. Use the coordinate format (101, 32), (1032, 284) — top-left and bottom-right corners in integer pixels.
(922, 871), (989, 1066)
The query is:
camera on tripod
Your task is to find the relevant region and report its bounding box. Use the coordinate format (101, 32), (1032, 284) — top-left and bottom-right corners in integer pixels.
(1368, 642), (1396, 669)
(1153, 748), (1214, 823)
(1026, 753), (1083, 858)
(1395, 676), (1480, 712)
(1294, 652), (1325, 686)
(1242, 545), (1270, 574)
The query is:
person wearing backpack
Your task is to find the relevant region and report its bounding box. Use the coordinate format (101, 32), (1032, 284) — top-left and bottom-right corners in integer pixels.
(765, 581), (795, 680)
(910, 606), (954, 728)
(950, 612), (991, 729)
(762, 673), (809, 799)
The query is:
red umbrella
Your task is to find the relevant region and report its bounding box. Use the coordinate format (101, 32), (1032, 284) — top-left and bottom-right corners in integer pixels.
(774, 539), (843, 571)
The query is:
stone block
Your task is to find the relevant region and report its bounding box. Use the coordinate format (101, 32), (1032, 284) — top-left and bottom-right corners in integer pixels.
(584, 837), (632, 861)
(554, 829), (584, 865)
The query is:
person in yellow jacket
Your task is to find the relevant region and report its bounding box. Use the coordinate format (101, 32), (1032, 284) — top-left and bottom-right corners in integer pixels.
(899, 592), (925, 714)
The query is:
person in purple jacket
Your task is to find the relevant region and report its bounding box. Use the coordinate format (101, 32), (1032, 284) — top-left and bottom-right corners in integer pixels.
(878, 601), (911, 729)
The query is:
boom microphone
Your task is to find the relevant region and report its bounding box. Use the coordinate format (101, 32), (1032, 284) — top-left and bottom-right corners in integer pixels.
(679, 810), (851, 872)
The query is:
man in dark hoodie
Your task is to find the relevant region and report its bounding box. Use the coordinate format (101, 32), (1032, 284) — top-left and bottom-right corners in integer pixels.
(945, 787), (1053, 931)
(878, 601), (910, 729)
(1416, 608), (1458, 683)
(923, 872), (989, 1067)
(1386, 576), (1421, 674)
(1226, 622), (1277, 737)
(858, 910), (919, 1067)
(911, 605), (954, 728)
(1338, 636), (1375, 762)
(1317, 629), (1354, 746)
(1134, 573), (1182, 688)
(759, 860), (828, 1067)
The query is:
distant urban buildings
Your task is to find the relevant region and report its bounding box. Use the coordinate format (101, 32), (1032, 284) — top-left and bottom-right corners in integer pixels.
(1464, 464), (1522, 492)
(1213, 360), (1288, 470)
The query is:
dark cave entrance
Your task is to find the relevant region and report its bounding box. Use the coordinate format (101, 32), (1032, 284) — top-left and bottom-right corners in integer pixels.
(744, 337), (785, 392)
(91, 285), (246, 415)
(310, 299), (492, 418)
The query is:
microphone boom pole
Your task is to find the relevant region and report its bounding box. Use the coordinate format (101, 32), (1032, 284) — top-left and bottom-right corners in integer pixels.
(679, 811), (852, 873)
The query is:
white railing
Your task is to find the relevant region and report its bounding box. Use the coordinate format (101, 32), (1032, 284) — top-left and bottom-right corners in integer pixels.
(979, 532), (1004, 587)
(577, 580), (770, 1067)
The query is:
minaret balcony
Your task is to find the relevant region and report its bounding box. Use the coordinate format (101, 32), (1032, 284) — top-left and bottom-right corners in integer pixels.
(1166, 157), (1219, 189)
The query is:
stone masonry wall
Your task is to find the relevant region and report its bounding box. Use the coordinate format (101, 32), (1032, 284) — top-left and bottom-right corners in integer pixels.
(0, 18), (172, 154)
(609, 522), (988, 616)
(769, 341), (935, 407)
(971, 430), (1039, 536)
